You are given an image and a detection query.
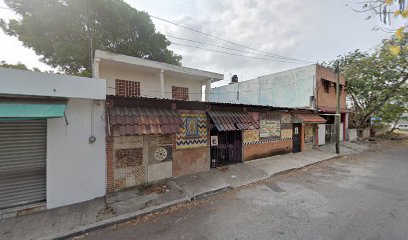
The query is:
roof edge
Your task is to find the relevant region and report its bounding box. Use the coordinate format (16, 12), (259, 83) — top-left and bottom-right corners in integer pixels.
(95, 50), (224, 81)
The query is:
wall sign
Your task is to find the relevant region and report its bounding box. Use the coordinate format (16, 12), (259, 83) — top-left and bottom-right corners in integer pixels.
(260, 119), (281, 138)
(210, 136), (218, 146)
(243, 129), (260, 143)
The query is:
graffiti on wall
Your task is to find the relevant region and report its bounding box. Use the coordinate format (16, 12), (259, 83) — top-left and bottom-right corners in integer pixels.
(243, 129), (260, 143)
(176, 113), (207, 149)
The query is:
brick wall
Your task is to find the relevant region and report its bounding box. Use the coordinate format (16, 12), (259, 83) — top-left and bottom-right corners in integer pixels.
(316, 65), (347, 111)
(106, 136), (114, 193)
(243, 140), (292, 161)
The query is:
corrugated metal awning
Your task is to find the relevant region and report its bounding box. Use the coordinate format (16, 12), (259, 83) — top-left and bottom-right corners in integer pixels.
(108, 106), (183, 135)
(294, 113), (327, 123)
(208, 111), (259, 131)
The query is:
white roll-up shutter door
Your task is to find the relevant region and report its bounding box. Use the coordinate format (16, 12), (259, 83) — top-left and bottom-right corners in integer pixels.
(0, 120), (46, 209)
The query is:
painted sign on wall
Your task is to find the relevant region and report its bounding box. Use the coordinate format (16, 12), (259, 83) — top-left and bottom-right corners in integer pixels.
(243, 129), (260, 143)
(260, 120), (281, 138)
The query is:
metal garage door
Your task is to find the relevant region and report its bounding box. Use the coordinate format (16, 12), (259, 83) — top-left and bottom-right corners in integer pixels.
(0, 120), (46, 209)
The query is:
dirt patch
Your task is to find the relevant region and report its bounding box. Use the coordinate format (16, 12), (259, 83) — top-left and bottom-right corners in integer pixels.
(139, 183), (169, 195)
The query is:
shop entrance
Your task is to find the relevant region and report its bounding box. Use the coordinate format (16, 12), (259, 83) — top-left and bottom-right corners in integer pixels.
(210, 130), (242, 168)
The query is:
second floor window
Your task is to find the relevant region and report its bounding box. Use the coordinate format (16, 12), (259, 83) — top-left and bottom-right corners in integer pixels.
(115, 79), (140, 97)
(172, 86), (189, 100)
(322, 79), (330, 93)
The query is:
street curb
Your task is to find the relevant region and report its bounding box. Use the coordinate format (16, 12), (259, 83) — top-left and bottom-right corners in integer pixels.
(190, 186), (234, 201)
(36, 154), (350, 240)
(36, 196), (190, 240)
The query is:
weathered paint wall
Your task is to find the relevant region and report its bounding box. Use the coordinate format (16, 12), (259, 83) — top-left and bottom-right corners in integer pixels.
(243, 140), (292, 161)
(47, 99), (106, 209)
(211, 65), (316, 108)
(316, 65), (347, 112)
(0, 68), (105, 100)
(172, 148), (210, 177)
(243, 111), (293, 161)
(99, 63), (203, 101)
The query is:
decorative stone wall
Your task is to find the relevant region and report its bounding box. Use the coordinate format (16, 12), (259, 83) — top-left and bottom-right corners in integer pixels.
(112, 134), (145, 191)
(146, 135), (173, 182)
(304, 124), (316, 150)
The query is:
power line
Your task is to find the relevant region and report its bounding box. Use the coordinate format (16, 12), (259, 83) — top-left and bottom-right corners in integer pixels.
(150, 15), (313, 64)
(165, 35), (308, 63)
(170, 42), (308, 64)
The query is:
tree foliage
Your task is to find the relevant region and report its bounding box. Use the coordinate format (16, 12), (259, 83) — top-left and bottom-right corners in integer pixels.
(324, 33), (408, 128)
(353, 0), (407, 45)
(0, 60), (41, 71)
(0, 0), (182, 76)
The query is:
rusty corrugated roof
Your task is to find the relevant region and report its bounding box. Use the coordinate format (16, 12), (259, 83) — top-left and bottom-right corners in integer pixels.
(208, 111), (259, 131)
(108, 106), (183, 135)
(294, 113), (327, 123)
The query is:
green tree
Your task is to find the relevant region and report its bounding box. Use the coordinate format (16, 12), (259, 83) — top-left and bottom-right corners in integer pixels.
(0, 60), (41, 71)
(0, 0), (181, 77)
(352, 0), (407, 48)
(324, 33), (408, 128)
(379, 98), (408, 131)
(0, 60), (29, 70)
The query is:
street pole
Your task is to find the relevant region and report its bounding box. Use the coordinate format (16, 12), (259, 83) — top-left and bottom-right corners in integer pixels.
(335, 62), (341, 154)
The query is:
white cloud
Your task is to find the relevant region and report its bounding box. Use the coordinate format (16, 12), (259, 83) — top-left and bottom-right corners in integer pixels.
(0, 0), (393, 84)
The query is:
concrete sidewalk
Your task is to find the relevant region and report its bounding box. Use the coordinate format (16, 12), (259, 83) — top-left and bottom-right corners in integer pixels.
(0, 142), (368, 240)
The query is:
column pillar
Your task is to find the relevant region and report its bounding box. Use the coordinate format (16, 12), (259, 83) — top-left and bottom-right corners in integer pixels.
(205, 78), (212, 101)
(160, 69), (165, 98)
(93, 57), (100, 78)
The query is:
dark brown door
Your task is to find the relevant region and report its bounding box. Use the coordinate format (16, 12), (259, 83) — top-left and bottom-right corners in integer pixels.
(210, 130), (242, 168)
(293, 123), (301, 153)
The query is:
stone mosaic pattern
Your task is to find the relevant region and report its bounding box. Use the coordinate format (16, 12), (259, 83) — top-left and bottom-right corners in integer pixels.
(115, 148), (143, 168)
(147, 135), (173, 165)
(304, 124), (315, 150)
(114, 148), (144, 191)
(176, 113), (207, 149)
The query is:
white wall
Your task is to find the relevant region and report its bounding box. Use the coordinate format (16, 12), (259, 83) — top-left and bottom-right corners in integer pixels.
(211, 64), (316, 108)
(0, 68), (106, 100)
(100, 63), (203, 101)
(46, 99), (106, 209)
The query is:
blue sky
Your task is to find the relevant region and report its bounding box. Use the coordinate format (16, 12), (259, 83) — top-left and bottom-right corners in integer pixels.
(0, 0), (394, 86)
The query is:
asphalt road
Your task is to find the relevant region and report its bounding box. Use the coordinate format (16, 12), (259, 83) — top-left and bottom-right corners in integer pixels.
(82, 140), (408, 240)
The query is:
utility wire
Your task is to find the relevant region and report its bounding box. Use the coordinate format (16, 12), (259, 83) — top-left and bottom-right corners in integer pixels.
(165, 35), (308, 63)
(150, 15), (313, 64)
(170, 42), (308, 64)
